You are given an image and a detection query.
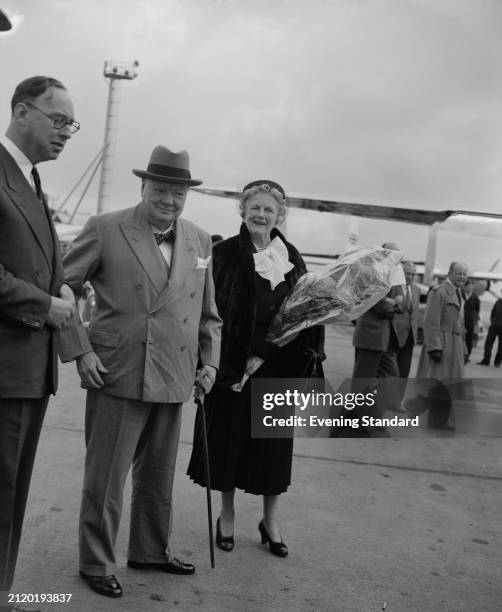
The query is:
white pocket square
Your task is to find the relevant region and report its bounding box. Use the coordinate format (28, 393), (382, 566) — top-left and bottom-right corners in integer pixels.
(195, 256), (211, 269)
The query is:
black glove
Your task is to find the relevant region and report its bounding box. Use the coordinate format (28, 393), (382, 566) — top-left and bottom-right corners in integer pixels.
(429, 350), (442, 363)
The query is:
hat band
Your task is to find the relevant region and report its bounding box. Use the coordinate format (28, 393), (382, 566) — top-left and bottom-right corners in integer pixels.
(147, 163), (192, 179)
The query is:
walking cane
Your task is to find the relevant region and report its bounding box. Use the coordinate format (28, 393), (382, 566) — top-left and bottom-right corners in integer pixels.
(194, 389), (215, 568)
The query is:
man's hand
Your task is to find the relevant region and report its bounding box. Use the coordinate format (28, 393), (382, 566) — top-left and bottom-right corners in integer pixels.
(429, 349), (442, 363)
(194, 364), (217, 397)
(47, 296), (74, 329)
(77, 351), (108, 389)
(59, 283), (76, 310)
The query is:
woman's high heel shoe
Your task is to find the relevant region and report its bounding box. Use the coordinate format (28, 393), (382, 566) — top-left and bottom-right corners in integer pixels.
(258, 520), (288, 557)
(216, 517), (234, 552)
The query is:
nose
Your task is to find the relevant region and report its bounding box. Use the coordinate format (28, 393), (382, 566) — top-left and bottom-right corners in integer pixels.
(59, 124), (72, 139)
(161, 193), (175, 205)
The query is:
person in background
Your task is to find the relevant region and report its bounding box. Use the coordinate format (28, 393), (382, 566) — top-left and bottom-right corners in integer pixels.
(348, 242), (404, 431)
(478, 288), (502, 367)
(463, 279), (480, 364)
(394, 261), (421, 378)
(187, 179), (324, 558)
(415, 262), (468, 430)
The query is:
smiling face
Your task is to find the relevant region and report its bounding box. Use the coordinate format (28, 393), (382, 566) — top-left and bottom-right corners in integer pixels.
(16, 86), (75, 164)
(448, 262), (468, 287)
(242, 192), (281, 242)
(140, 179), (188, 230)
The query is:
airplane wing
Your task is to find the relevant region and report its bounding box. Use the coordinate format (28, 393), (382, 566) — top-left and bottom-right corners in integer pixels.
(193, 187), (502, 282)
(192, 187), (449, 225)
(192, 187), (502, 229)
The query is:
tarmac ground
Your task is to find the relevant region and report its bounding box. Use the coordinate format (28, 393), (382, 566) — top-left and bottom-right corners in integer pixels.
(9, 323), (502, 612)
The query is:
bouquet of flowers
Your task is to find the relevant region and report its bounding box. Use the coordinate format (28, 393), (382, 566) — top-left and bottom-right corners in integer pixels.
(231, 245), (404, 391)
(267, 245), (405, 346)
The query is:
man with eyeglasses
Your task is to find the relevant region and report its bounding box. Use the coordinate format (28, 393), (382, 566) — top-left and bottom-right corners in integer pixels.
(0, 75), (82, 610)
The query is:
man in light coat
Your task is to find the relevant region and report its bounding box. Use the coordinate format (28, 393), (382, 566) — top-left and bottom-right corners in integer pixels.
(415, 262), (468, 430)
(63, 146), (222, 598)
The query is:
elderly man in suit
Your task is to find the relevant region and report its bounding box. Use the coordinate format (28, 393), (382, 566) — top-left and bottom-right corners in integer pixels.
(394, 261), (421, 379)
(63, 145), (222, 598)
(0, 76), (80, 609)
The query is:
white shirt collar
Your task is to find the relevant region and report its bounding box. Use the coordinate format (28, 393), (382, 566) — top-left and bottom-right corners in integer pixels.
(0, 135), (34, 184)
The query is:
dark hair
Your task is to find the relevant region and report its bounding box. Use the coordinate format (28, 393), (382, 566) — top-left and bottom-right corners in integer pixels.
(11, 76), (66, 112)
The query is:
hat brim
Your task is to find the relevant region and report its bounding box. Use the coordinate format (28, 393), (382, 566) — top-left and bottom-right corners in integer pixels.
(132, 169), (202, 186)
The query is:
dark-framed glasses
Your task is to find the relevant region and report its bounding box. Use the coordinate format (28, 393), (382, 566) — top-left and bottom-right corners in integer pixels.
(25, 102), (80, 133)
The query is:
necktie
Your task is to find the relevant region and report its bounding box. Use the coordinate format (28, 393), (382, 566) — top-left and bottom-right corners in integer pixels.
(31, 166), (43, 201)
(154, 228), (175, 245)
(406, 285), (412, 311)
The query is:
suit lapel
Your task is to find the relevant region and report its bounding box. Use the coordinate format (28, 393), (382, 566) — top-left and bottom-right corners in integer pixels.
(152, 218), (197, 312)
(120, 206), (168, 295)
(0, 145), (54, 270)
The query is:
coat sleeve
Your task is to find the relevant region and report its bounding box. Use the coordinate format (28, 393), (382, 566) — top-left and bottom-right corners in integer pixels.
(63, 216), (102, 296)
(56, 216), (102, 360)
(197, 233), (222, 369)
(423, 287), (443, 351)
(0, 262), (52, 329)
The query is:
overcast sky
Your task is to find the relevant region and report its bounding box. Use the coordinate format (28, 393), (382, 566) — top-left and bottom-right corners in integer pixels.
(1, 0), (502, 269)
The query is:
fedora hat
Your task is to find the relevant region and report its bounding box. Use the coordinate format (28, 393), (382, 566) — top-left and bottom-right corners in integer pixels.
(133, 145), (202, 186)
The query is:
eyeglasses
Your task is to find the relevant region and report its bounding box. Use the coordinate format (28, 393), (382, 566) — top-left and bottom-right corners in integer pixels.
(25, 102), (80, 133)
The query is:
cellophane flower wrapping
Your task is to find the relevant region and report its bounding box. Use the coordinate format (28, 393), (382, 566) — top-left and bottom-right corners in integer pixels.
(266, 245), (405, 347)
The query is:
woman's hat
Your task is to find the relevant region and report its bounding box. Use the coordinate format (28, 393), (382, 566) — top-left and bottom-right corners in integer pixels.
(242, 179), (286, 198)
(133, 145), (202, 186)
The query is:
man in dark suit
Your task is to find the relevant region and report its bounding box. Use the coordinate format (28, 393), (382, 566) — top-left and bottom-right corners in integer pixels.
(350, 243), (404, 431)
(0, 76), (80, 608)
(63, 146), (221, 599)
(478, 289), (502, 367)
(463, 280), (480, 364)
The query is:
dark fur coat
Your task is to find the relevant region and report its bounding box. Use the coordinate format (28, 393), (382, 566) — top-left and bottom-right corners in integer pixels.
(213, 223), (325, 387)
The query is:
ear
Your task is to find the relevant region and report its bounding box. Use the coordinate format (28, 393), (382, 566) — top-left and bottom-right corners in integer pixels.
(12, 102), (29, 127)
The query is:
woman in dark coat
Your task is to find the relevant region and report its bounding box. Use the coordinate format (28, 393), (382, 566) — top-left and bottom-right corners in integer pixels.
(187, 179), (324, 557)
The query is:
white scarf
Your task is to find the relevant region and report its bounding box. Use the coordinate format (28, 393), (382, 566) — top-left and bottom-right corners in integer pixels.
(253, 236), (294, 290)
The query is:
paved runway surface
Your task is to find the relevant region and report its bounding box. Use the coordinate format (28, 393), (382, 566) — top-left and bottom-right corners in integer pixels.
(10, 324), (502, 611)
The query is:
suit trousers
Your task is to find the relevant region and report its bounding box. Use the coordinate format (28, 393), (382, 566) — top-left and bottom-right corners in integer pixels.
(397, 331), (414, 379)
(351, 348), (399, 418)
(0, 397), (48, 593)
(79, 390), (182, 576)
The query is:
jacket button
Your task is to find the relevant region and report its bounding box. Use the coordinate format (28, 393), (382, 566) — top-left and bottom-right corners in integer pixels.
(140, 340), (146, 346)
(183, 317), (188, 323)
(180, 346), (186, 351)
(136, 283), (142, 290)
(35, 269), (42, 278)
(190, 292), (196, 298)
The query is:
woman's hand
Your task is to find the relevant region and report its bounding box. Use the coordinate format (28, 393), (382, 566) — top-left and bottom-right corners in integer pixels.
(230, 355), (265, 392)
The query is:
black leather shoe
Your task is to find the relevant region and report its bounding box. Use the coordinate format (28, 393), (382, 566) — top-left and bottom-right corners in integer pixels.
(477, 361), (490, 366)
(79, 571), (122, 598)
(127, 558), (195, 575)
(216, 516), (234, 552)
(258, 520), (288, 557)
